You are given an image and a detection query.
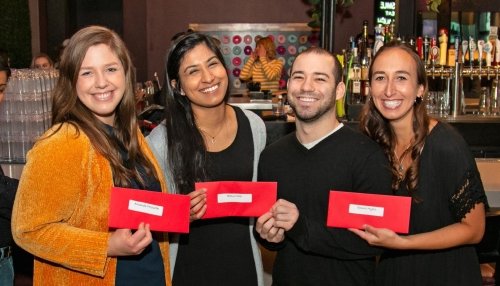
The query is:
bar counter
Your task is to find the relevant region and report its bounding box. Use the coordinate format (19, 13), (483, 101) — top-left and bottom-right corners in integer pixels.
(228, 95), (500, 157)
(263, 115), (500, 158)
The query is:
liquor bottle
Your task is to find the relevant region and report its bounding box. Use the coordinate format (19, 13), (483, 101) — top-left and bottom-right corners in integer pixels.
(429, 36), (439, 66)
(359, 21), (370, 79)
(358, 20), (370, 103)
(358, 20), (369, 55)
(346, 36), (356, 80)
(389, 21), (396, 42)
(350, 47), (362, 104)
(344, 36), (356, 103)
(423, 36), (430, 65)
(384, 25), (391, 44)
(373, 24), (384, 55)
(417, 36), (423, 59)
(438, 28), (448, 66)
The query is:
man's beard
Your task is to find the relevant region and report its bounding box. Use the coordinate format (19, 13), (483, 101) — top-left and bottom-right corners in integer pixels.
(289, 91), (335, 123)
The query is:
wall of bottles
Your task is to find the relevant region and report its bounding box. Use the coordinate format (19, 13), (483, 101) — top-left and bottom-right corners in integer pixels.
(0, 69), (58, 163)
(342, 17), (500, 119)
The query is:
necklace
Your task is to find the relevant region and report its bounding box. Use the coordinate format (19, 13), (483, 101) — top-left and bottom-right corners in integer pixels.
(394, 143), (412, 174)
(198, 121), (225, 144)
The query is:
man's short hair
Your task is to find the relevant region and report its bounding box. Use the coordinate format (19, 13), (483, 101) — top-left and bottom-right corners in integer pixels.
(291, 47), (343, 84)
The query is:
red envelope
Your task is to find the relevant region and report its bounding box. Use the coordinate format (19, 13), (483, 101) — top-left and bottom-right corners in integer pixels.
(109, 187), (190, 233)
(327, 190), (411, 234)
(196, 181), (277, 219)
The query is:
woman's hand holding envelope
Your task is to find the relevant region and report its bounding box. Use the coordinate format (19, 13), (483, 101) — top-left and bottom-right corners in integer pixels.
(107, 222), (153, 256)
(189, 188), (207, 222)
(349, 225), (407, 249)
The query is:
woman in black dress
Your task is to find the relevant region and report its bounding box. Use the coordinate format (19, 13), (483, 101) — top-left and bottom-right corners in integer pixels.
(353, 41), (488, 285)
(147, 32), (266, 286)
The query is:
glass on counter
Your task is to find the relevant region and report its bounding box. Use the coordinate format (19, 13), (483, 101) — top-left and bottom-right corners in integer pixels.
(0, 68), (57, 163)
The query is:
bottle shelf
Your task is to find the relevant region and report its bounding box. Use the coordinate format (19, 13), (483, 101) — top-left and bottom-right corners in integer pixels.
(425, 65), (500, 79)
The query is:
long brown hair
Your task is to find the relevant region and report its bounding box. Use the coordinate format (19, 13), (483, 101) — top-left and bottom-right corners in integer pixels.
(360, 41), (430, 195)
(51, 25), (158, 187)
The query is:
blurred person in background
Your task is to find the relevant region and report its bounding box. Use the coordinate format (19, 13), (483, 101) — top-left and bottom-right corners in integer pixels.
(240, 36), (283, 93)
(30, 52), (54, 70)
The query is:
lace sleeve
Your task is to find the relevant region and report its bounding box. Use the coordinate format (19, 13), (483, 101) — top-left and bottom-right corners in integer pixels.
(450, 170), (488, 221)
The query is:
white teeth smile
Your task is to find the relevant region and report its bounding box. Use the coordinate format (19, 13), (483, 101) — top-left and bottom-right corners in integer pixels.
(383, 100), (402, 109)
(201, 85), (218, 93)
(298, 97), (317, 102)
(95, 92), (112, 100)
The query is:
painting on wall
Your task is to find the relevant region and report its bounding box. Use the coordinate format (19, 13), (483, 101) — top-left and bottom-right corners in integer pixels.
(189, 23), (319, 94)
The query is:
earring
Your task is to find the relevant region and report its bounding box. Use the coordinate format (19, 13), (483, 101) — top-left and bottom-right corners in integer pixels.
(415, 96), (422, 104)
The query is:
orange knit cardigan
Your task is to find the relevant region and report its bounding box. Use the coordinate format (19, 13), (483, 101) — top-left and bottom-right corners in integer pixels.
(12, 123), (171, 285)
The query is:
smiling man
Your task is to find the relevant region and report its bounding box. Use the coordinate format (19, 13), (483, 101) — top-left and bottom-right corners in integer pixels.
(255, 47), (393, 285)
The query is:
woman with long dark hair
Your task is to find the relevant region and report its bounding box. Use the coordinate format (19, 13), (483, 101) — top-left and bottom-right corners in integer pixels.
(352, 41), (488, 285)
(147, 32), (266, 286)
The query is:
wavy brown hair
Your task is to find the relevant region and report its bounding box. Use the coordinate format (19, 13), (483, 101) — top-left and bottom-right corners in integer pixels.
(51, 25), (158, 187)
(360, 41), (430, 195)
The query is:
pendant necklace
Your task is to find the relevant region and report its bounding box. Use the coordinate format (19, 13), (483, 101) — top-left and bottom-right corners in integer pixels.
(198, 121), (225, 144)
(394, 143), (412, 174)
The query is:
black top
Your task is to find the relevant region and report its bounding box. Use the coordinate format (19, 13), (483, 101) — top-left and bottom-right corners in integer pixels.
(172, 107), (258, 286)
(376, 122), (488, 286)
(258, 125), (393, 286)
(0, 166), (18, 247)
(102, 126), (166, 286)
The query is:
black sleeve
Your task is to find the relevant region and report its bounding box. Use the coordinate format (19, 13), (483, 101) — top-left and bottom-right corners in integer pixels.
(285, 150), (392, 260)
(0, 175), (19, 220)
(442, 128), (488, 220)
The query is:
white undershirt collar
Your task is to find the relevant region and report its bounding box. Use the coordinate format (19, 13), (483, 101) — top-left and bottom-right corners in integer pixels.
(302, 123), (344, 149)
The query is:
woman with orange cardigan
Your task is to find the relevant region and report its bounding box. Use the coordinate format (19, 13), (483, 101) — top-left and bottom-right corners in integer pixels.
(11, 26), (171, 285)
